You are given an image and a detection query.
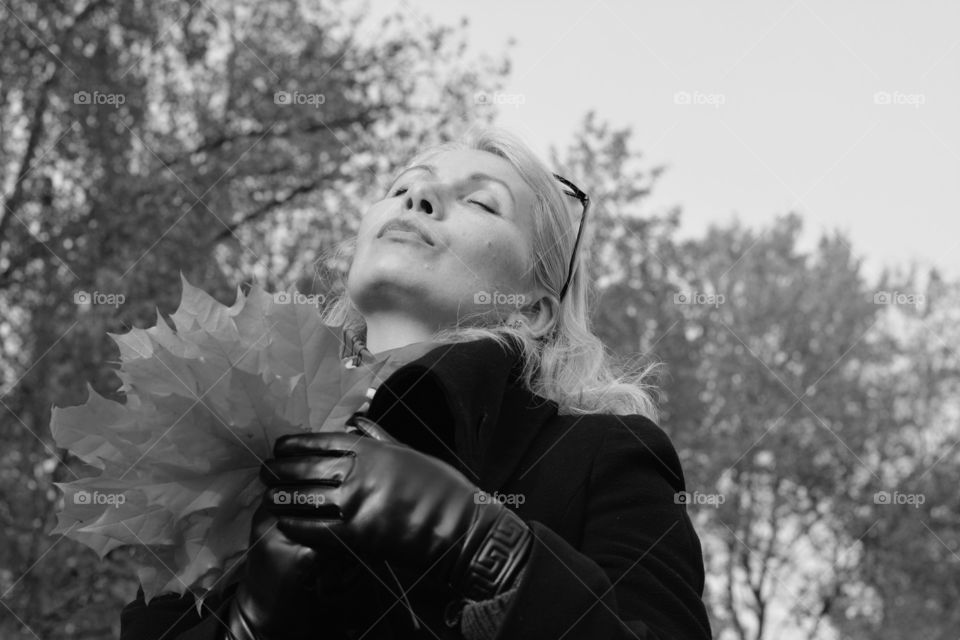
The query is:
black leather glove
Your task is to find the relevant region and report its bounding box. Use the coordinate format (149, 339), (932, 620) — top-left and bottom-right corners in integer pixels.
(261, 414), (533, 603)
(225, 502), (351, 640)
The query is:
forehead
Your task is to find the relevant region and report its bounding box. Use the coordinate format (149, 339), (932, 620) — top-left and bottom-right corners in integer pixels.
(421, 148), (518, 180)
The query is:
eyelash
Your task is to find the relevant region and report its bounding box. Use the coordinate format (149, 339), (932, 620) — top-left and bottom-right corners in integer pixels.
(389, 186), (499, 215)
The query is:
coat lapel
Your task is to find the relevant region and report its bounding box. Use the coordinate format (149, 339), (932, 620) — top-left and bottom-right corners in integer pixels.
(362, 336), (558, 492)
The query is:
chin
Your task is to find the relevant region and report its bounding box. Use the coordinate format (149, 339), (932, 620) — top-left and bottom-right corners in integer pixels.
(348, 275), (434, 309)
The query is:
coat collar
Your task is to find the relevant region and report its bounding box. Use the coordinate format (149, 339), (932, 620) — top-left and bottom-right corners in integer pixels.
(359, 334), (559, 492)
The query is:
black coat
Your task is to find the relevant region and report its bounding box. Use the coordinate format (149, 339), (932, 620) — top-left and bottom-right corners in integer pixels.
(120, 336), (712, 639)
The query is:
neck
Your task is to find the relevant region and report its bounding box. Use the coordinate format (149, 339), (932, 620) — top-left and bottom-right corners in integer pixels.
(362, 311), (439, 356)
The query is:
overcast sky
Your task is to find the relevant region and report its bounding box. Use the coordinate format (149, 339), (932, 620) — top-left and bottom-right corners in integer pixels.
(366, 0), (960, 284)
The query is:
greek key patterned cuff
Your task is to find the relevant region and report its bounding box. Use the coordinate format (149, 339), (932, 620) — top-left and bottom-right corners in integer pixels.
(452, 504), (533, 602)
(460, 564), (529, 640)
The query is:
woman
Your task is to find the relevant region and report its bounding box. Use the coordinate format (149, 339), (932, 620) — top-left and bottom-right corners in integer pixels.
(120, 127), (712, 639)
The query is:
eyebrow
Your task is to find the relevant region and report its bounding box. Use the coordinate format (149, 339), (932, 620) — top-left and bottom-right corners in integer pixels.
(391, 163), (517, 210)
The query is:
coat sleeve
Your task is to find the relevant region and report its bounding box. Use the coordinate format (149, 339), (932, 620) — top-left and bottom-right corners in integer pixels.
(493, 415), (712, 639)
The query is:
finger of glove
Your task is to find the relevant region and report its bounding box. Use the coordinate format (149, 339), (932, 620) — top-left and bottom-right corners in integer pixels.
(249, 503), (279, 540)
(276, 516), (348, 553)
(246, 508), (321, 590)
(249, 503), (367, 602)
(260, 454), (355, 486)
(273, 431), (367, 458)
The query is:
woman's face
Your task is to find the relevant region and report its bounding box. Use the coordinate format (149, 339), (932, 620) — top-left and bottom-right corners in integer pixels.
(347, 148), (542, 328)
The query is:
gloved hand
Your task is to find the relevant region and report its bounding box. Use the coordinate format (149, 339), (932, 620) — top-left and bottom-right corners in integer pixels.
(225, 501), (352, 640)
(261, 414), (533, 602)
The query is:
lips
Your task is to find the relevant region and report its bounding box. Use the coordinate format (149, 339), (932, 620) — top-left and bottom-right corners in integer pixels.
(377, 217), (435, 246)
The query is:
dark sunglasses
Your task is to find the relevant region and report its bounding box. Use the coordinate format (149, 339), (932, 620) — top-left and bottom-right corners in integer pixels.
(552, 173), (591, 301)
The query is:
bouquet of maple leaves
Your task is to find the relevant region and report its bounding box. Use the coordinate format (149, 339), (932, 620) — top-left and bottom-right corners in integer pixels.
(49, 274), (437, 610)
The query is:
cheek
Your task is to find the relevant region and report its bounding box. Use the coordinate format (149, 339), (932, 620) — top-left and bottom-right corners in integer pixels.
(472, 234), (530, 285)
(354, 205), (392, 255)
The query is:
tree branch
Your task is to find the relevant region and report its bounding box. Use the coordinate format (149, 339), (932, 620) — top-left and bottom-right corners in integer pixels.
(0, 74), (53, 244)
(156, 107), (388, 170)
(0, 0), (109, 262)
(726, 522), (748, 640)
(210, 178), (326, 244)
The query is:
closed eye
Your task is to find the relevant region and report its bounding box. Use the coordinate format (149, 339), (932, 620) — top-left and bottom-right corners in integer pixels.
(468, 200), (498, 214)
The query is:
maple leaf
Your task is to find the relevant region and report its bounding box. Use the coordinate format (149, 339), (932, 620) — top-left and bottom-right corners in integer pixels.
(50, 273), (438, 605)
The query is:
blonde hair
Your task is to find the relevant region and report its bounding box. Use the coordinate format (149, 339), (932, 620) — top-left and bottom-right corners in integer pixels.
(317, 126), (662, 421)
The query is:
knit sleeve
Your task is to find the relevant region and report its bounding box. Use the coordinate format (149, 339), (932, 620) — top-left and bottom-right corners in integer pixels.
(459, 564), (530, 640)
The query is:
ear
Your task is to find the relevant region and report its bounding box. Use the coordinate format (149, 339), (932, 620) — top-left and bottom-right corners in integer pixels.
(507, 293), (558, 339)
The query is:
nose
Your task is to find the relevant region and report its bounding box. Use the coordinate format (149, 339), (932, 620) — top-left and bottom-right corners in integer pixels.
(403, 181), (439, 216)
